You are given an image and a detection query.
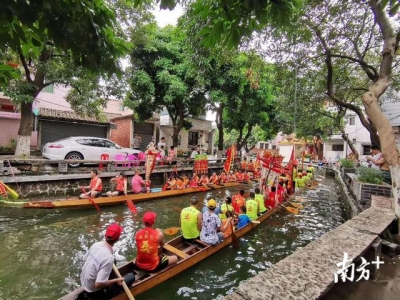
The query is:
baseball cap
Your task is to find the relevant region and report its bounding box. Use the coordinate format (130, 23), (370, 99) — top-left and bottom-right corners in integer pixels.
(105, 223), (123, 241)
(207, 199), (217, 208)
(143, 211), (157, 225)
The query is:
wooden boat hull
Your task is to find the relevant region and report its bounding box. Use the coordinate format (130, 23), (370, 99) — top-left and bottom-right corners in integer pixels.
(60, 202), (281, 300)
(18, 182), (241, 209)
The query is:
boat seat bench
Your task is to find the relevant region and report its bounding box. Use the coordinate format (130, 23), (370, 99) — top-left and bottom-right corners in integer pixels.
(195, 239), (209, 248)
(182, 244), (198, 253)
(163, 243), (189, 259)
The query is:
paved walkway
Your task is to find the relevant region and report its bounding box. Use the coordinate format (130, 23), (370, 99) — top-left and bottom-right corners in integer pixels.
(223, 196), (396, 300)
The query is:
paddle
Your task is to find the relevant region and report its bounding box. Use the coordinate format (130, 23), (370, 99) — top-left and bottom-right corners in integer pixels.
(81, 187), (101, 213)
(112, 264), (135, 300)
(163, 227), (181, 235)
(289, 202), (304, 209)
(278, 203), (299, 215)
(252, 220), (261, 224)
(230, 220), (240, 249)
(126, 198), (137, 213)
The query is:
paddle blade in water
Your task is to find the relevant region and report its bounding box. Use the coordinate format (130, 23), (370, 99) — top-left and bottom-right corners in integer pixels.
(2, 182), (19, 199)
(290, 202), (304, 209)
(286, 207), (299, 214)
(163, 227), (180, 235)
(127, 199), (137, 213)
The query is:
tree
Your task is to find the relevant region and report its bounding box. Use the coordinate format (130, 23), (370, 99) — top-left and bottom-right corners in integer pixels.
(223, 54), (278, 152)
(126, 24), (207, 147)
(1, 0), (129, 156)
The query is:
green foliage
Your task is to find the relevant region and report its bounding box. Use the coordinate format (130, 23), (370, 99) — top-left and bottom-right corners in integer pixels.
(126, 24), (207, 145)
(340, 158), (355, 169)
(357, 165), (383, 185)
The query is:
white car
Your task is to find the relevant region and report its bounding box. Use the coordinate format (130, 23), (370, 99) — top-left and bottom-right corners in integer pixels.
(42, 137), (141, 167)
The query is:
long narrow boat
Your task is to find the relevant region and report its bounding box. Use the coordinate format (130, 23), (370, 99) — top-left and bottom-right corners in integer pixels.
(60, 202), (282, 300)
(0, 182), (241, 209)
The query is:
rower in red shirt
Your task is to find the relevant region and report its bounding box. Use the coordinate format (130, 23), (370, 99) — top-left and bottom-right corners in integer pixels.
(236, 170), (244, 183)
(228, 171), (236, 182)
(232, 190), (246, 214)
(189, 172), (199, 187)
(243, 172), (250, 182)
(219, 171), (227, 184)
(199, 174), (209, 186)
(265, 186), (277, 209)
(209, 172), (219, 185)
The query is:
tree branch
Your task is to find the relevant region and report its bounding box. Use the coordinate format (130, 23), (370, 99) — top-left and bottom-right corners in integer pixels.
(330, 53), (378, 80)
(17, 47), (32, 83)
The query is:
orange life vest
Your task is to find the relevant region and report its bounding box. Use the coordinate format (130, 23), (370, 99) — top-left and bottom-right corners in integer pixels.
(135, 227), (160, 271)
(90, 177), (102, 191)
(232, 194), (245, 214)
(116, 177), (125, 192)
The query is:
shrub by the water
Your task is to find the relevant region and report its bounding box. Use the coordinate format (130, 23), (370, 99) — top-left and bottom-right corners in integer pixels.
(340, 158), (355, 168)
(357, 165), (384, 184)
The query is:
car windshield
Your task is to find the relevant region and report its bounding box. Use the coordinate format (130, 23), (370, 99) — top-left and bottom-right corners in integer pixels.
(113, 142), (122, 149)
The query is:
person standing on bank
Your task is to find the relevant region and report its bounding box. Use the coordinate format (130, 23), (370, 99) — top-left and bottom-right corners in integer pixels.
(366, 145), (392, 185)
(106, 172), (128, 197)
(180, 196), (202, 243)
(80, 223), (135, 300)
(79, 169), (103, 199)
(132, 135), (141, 150)
(157, 137), (166, 151)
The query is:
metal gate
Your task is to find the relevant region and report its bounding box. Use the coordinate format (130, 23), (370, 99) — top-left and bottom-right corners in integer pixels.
(40, 120), (108, 148)
(133, 121), (154, 152)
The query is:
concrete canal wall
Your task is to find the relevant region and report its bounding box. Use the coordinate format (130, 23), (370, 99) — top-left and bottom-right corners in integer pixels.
(223, 196), (396, 300)
(1, 164), (225, 198)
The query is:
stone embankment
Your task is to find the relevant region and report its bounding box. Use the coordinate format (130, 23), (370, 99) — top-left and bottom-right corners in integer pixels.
(223, 192), (395, 299)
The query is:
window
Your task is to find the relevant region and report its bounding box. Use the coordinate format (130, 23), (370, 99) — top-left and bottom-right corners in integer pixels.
(363, 145), (371, 155)
(259, 143), (265, 149)
(272, 145), (277, 150)
(348, 116), (355, 125)
(332, 144), (344, 151)
(188, 132), (199, 146)
(42, 84), (54, 93)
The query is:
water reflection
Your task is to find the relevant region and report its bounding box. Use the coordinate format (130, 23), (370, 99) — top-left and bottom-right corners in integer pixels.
(0, 176), (346, 300)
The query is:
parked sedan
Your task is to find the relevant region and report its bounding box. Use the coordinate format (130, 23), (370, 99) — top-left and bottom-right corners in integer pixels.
(42, 137), (141, 167)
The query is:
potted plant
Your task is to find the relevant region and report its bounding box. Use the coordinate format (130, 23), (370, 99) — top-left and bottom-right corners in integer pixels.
(350, 166), (392, 206)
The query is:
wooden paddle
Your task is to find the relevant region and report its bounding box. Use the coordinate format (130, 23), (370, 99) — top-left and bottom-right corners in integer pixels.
(279, 203), (299, 215)
(163, 227), (181, 235)
(289, 202), (304, 209)
(126, 198), (137, 213)
(112, 264), (135, 300)
(81, 187), (101, 213)
(252, 220), (261, 224)
(230, 220), (240, 248)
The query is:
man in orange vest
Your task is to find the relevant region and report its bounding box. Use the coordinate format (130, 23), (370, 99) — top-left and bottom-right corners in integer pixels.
(135, 212), (178, 272)
(79, 169), (103, 199)
(106, 172), (128, 197)
(232, 190), (246, 214)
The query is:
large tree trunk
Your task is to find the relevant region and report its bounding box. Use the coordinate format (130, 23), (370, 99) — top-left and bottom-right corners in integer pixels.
(363, 0), (400, 214)
(172, 126), (180, 147)
(15, 102), (33, 157)
(216, 105), (224, 151)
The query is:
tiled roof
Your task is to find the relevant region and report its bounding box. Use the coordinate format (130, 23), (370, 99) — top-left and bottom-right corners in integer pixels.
(39, 108), (111, 124)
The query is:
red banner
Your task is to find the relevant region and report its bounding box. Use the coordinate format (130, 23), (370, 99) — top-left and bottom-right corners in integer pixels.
(223, 145), (236, 174)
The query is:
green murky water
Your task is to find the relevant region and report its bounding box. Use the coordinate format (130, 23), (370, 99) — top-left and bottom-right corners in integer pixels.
(0, 174), (346, 299)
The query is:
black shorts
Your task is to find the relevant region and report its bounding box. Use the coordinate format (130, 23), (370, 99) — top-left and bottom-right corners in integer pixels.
(152, 255), (169, 272)
(116, 190), (124, 196)
(183, 236), (199, 244)
(93, 191), (101, 198)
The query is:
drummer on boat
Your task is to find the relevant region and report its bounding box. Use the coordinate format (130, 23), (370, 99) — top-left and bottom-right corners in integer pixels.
(106, 172), (128, 197)
(134, 212), (178, 272)
(79, 169), (103, 199)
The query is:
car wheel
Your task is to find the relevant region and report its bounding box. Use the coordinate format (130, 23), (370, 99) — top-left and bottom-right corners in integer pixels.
(65, 152), (83, 168)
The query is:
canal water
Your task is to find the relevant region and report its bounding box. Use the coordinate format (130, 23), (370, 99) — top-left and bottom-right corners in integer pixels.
(0, 173), (347, 300)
